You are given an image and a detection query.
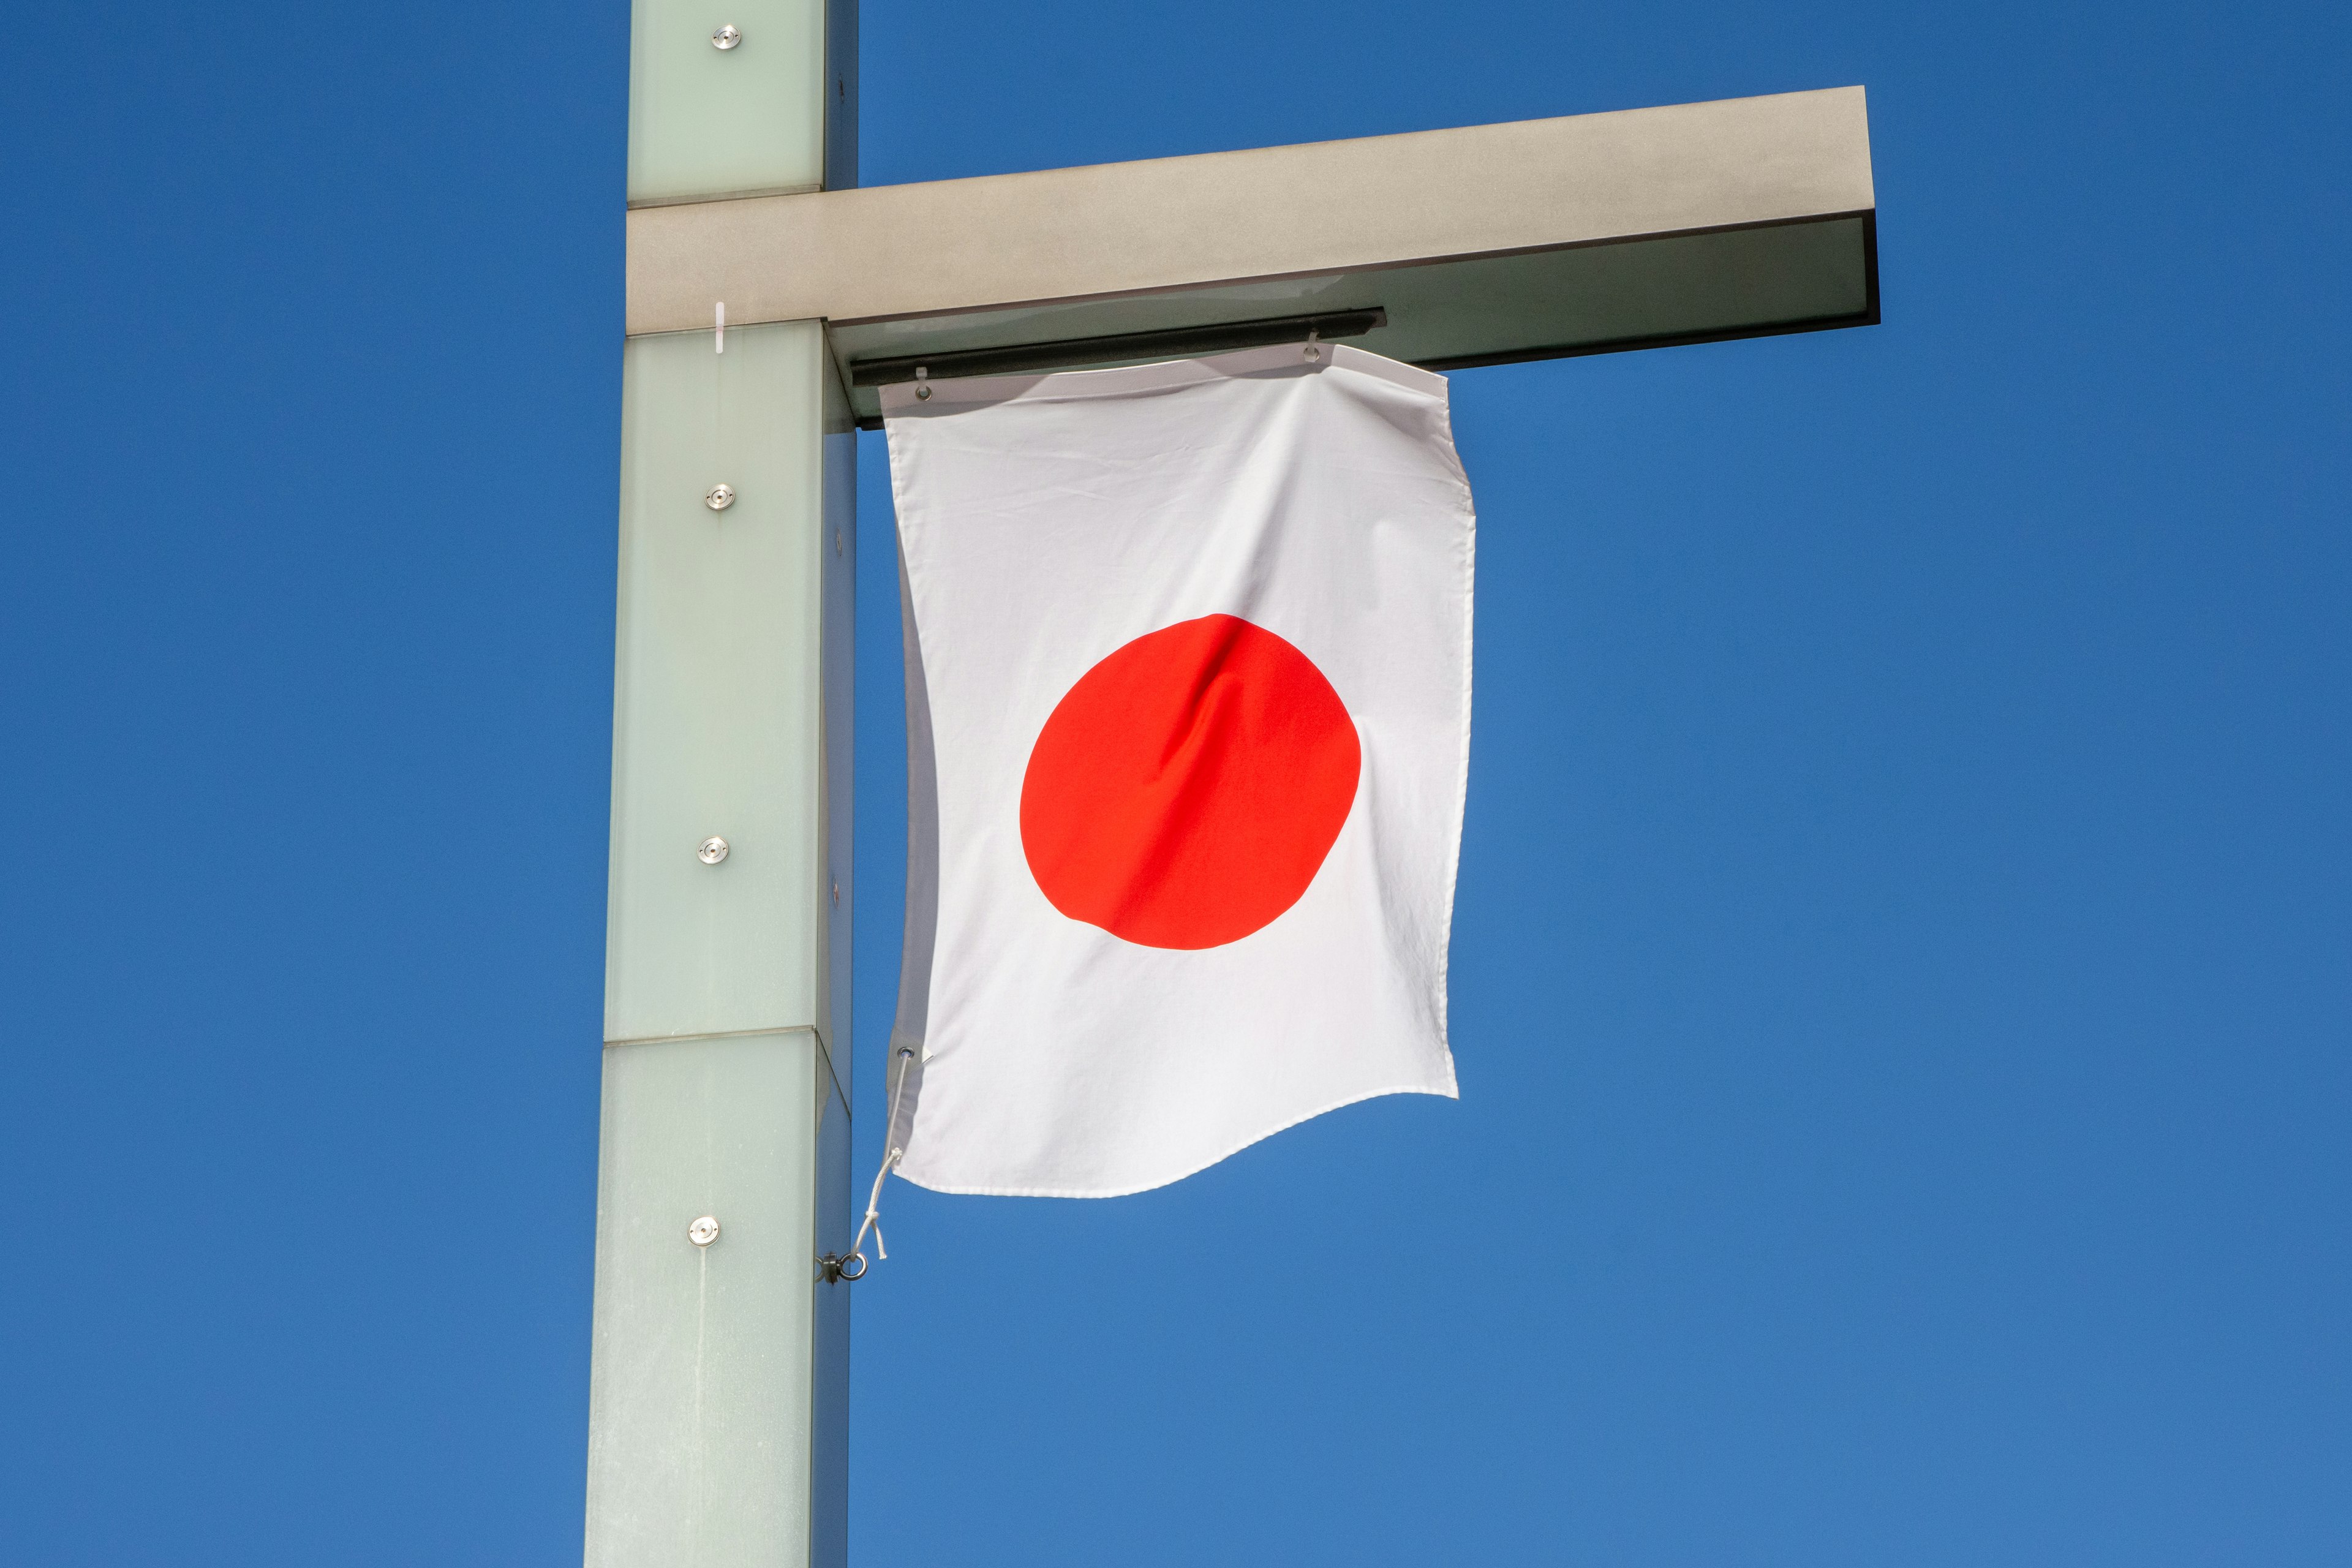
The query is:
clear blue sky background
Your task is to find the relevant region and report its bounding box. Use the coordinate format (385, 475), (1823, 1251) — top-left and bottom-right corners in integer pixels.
(2, 1), (2346, 1562)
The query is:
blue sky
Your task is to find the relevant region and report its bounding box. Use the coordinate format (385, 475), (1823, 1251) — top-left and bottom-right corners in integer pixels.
(2, 1), (2348, 1564)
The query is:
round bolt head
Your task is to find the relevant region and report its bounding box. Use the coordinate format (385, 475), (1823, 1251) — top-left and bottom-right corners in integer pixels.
(711, 24), (741, 48)
(706, 483), (735, 511)
(688, 1215), (721, 1246)
(698, 836), (730, 865)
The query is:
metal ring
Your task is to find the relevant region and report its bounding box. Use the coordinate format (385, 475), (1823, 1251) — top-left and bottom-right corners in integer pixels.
(835, 1251), (868, 1281)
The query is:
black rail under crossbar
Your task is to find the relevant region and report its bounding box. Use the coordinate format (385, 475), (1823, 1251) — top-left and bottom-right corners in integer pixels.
(849, 308), (1387, 388)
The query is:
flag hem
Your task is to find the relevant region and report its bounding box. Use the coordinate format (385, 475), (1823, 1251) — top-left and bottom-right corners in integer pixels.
(879, 341), (1443, 418)
(888, 1076), (1460, 1200)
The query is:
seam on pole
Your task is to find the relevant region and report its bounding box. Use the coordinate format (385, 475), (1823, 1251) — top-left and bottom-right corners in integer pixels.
(601, 1024), (823, 1047)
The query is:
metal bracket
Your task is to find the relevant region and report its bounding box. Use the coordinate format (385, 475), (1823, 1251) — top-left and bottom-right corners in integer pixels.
(851, 307), (1385, 390)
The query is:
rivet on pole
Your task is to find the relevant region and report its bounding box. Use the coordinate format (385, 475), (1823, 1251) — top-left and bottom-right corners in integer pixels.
(699, 836), (730, 865)
(711, 24), (741, 50)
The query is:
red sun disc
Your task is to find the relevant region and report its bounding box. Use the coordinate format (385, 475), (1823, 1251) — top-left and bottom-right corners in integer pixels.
(1019, 614), (1360, 950)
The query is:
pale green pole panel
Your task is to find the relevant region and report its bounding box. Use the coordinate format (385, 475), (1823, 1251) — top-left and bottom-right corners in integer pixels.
(587, 1031), (839, 1568)
(628, 0), (850, 203)
(606, 323), (829, 1046)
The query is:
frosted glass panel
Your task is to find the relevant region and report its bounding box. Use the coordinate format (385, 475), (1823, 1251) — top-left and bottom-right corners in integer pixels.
(608, 322), (829, 1042)
(629, 0), (828, 204)
(586, 1031), (834, 1568)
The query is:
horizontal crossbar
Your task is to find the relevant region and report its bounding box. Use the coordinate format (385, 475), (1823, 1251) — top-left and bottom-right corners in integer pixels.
(627, 87), (1878, 422)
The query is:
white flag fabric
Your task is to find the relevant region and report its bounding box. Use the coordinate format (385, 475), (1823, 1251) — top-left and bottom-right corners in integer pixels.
(882, 342), (1475, 1197)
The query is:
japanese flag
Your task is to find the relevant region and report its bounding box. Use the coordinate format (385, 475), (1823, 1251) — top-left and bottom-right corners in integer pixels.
(882, 342), (1475, 1197)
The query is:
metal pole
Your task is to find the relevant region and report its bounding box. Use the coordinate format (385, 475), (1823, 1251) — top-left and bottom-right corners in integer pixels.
(587, 3), (856, 1564)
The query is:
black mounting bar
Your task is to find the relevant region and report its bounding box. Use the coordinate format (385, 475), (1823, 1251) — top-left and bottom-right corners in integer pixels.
(849, 307), (1387, 389)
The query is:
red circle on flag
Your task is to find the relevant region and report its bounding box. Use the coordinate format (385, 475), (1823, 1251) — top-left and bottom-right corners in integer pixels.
(1019, 614), (1360, 950)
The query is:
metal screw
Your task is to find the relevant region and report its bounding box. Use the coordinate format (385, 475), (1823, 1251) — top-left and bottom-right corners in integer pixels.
(711, 24), (741, 49)
(706, 483), (735, 511)
(699, 836), (730, 865)
(688, 1215), (721, 1246)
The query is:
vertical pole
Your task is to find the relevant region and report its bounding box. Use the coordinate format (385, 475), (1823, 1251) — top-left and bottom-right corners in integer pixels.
(589, 3), (856, 1566)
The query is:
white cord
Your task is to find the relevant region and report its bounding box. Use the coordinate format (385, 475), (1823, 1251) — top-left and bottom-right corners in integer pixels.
(850, 1046), (917, 1266)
